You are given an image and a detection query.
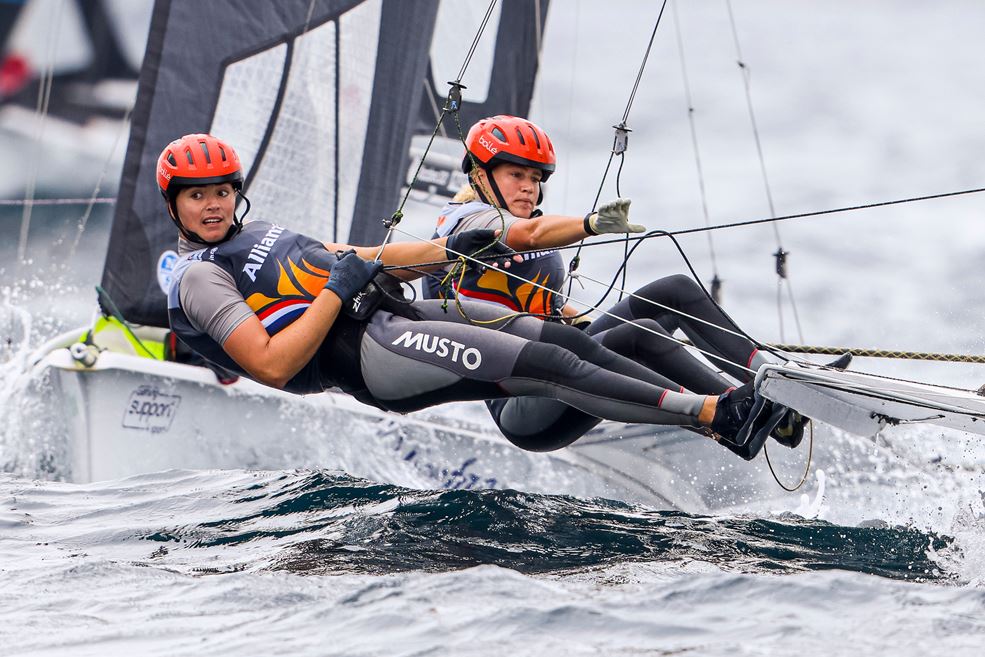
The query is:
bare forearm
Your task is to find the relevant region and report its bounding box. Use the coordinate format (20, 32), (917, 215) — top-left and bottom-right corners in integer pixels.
(506, 214), (589, 250)
(325, 239), (448, 278)
(227, 290), (343, 388)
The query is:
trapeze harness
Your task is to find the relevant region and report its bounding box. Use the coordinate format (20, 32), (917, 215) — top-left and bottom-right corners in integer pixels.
(424, 201), (565, 316)
(168, 221), (712, 436)
(168, 221), (373, 401)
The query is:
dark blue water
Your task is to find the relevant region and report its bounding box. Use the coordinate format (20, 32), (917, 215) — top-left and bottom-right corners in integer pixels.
(139, 471), (951, 581)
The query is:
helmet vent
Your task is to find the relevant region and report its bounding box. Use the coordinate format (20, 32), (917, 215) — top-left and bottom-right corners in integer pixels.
(184, 149), (194, 165)
(528, 124), (541, 149)
(491, 127), (506, 142)
(514, 128), (525, 146)
(167, 153), (177, 166)
(199, 141), (212, 164)
(218, 145), (227, 162)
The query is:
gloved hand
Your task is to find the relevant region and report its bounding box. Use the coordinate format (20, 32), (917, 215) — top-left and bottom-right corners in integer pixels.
(584, 198), (645, 235)
(567, 314), (593, 331)
(324, 250), (383, 302)
(445, 228), (517, 271)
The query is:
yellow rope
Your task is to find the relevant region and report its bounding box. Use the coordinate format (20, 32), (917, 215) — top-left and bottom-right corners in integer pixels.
(767, 343), (985, 364)
(669, 338), (985, 364)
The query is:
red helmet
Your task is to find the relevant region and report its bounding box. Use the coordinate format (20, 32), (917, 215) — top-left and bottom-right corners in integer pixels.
(157, 133), (243, 199)
(462, 115), (555, 181)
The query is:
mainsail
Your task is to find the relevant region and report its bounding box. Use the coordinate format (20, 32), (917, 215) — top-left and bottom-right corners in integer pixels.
(100, 0), (550, 329)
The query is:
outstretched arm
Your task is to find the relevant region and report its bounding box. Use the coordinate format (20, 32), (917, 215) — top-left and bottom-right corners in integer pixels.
(504, 213), (593, 251)
(325, 230), (518, 281)
(323, 239), (447, 280)
(503, 198), (644, 251)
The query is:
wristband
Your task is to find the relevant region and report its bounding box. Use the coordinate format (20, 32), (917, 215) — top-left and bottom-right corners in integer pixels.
(583, 212), (599, 236)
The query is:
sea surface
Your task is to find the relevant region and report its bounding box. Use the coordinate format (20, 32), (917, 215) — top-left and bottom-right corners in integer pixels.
(3, 1), (985, 655)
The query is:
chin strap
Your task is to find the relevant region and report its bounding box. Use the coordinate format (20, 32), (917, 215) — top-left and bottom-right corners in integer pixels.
(169, 190), (251, 246)
(470, 166), (545, 211)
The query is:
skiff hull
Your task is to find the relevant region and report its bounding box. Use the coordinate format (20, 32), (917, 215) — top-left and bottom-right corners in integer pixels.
(13, 342), (792, 514)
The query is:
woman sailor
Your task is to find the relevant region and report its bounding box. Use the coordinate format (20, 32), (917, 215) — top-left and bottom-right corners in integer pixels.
(423, 115), (809, 457)
(161, 133), (782, 458)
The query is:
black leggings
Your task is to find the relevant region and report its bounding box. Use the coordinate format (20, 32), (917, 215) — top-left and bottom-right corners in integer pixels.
(489, 274), (766, 451)
(587, 274), (762, 392)
(356, 300), (709, 428)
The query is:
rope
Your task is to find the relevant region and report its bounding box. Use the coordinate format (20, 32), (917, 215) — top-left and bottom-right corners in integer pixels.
(94, 286), (161, 360)
(763, 422), (813, 492)
(767, 343), (985, 364)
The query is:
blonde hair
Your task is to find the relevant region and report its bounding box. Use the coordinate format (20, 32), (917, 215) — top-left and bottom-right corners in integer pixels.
(453, 182), (479, 203)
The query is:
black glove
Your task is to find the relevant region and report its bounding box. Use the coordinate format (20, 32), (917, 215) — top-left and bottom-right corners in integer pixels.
(445, 229), (515, 271)
(324, 250), (383, 302)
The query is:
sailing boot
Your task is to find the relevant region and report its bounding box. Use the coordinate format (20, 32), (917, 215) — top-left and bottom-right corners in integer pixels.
(709, 381), (776, 461)
(770, 353), (850, 448)
(770, 407), (808, 448)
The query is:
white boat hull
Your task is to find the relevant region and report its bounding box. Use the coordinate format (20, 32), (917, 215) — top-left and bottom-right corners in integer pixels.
(758, 363), (985, 438)
(9, 341), (797, 514)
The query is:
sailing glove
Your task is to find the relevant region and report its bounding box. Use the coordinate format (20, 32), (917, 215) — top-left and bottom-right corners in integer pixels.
(584, 198), (645, 235)
(445, 229), (516, 271)
(325, 250), (383, 302)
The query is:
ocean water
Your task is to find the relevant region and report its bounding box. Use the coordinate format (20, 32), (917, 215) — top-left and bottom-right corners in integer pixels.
(4, 1), (985, 655)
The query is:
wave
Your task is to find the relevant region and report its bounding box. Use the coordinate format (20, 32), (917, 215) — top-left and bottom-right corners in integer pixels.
(2, 469), (954, 583)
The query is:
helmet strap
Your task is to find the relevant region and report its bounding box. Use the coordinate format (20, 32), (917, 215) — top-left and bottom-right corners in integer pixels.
(167, 189), (250, 246)
(471, 166), (511, 212)
(470, 166), (545, 211)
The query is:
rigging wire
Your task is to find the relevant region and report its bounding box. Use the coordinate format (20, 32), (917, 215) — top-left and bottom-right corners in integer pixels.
(64, 105), (134, 257)
(377, 0), (500, 261)
(388, 175), (985, 395)
(391, 224), (757, 376)
(566, 0), (668, 296)
(724, 0), (805, 342)
(671, 0), (721, 300)
(0, 198), (116, 206)
(557, 1), (582, 210)
(16, 0), (66, 267)
(581, 185), (985, 246)
(455, 0), (499, 83)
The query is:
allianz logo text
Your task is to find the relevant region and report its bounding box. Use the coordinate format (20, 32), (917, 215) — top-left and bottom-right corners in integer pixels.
(391, 331), (482, 370)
